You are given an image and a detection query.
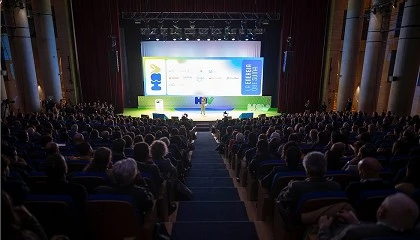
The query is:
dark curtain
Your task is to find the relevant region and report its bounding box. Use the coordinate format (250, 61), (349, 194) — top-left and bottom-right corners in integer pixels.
(119, 0), (281, 13)
(72, 0), (124, 113)
(120, 20), (143, 108)
(261, 21), (282, 107)
(277, 0), (330, 113)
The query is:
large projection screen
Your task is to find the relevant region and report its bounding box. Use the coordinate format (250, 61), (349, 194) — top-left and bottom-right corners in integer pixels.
(141, 41), (263, 96)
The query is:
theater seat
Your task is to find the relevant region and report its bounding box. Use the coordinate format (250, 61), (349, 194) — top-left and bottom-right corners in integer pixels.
(86, 194), (154, 240)
(356, 189), (398, 222)
(24, 194), (80, 239)
(69, 172), (108, 193)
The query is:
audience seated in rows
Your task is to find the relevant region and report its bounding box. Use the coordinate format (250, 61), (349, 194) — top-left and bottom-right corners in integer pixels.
(95, 158), (154, 215)
(318, 193), (420, 240)
(277, 151), (341, 212)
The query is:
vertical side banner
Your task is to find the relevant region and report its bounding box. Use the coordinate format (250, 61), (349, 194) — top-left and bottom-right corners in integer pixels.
(241, 59), (262, 95)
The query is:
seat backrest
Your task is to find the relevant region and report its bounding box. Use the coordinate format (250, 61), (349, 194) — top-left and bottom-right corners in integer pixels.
(24, 194), (77, 238)
(256, 160), (285, 179)
(86, 194), (143, 240)
(296, 191), (349, 214)
(70, 172), (108, 193)
(325, 171), (357, 188)
(66, 160), (90, 173)
(27, 172), (48, 188)
(357, 189), (398, 222)
(270, 172), (306, 196)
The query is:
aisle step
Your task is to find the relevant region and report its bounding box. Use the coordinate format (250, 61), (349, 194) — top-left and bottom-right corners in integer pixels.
(185, 177), (234, 188)
(172, 222), (258, 240)
(190, 187), (240, 201)
(188, 169), (230, 178)
(192, 163), (227, 169)
(176, 201), (249, 222)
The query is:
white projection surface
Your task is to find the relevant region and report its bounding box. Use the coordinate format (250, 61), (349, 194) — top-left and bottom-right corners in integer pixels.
(141, 41), (263, 96)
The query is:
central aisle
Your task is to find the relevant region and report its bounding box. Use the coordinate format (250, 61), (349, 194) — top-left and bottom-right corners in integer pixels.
(171, 132), (258, 240)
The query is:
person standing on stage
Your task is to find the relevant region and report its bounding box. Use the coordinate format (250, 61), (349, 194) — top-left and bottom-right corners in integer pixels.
(345, 98), (352, 112)
(304, 100), (310, 114)
(200, 96), (207, 115)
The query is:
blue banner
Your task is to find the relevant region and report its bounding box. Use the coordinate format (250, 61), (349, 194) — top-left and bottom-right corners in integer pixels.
(241, 59), (262, 95)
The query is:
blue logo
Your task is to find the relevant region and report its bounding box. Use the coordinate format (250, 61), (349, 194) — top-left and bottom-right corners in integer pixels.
(194, 97), (214, 104)
(150, 64), (161, 91)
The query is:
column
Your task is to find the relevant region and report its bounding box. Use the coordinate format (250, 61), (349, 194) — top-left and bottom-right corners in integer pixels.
(3, 0), (40, 113)
(1, 66), (7, 100)
(336, 0), (365, 111)
(388, 0), (420, 116)
(31, 0), (62, 103)
(358, 0), (391, 113)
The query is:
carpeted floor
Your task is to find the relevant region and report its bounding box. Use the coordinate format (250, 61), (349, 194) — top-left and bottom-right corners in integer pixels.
(172, 132), (258, 240)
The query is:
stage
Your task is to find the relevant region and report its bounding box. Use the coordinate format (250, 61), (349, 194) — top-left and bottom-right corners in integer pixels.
(122, 108), (281, 122)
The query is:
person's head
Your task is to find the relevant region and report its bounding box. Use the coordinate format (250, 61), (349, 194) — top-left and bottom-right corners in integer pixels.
(376, 193), (419, 231)
(89, 129), (100, 139)
(330, 142), (346, 156)
(78, 142), (93, 157)
(144, 134), (155, 146)
(247, 132), (258, 146)
(133, 135), (144, 144)
(133, 142), (150, 163)
(73, 133), (85, 145)
(45, 142), (60, 155)
(302, 152), (327, 178)
(357, 157), (382, 180)
(256, 139), (269, 155)
(86, 147), (112, 172)
(70, 124), (78, 132)
(358, 143), (377, 159)
(112, 138), (126, 154)
(45, 154), (67, 181)
(112, 158), (138, 187)
(285, 146), (301, 167)
(279, 141), (298, 159)
(122, 135), (133, 148)
(236, 133), (245, 143)
(392, 139), (410, 156)
(150, 140), (168, 159)
(160, 137), (170, 148)
(309, 129), (319, 142)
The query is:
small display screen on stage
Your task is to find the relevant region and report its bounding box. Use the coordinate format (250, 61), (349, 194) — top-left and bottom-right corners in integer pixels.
(143, 57), (264, 96)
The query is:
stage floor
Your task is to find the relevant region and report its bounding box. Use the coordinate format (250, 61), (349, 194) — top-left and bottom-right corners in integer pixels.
(122, 108), (280, 122)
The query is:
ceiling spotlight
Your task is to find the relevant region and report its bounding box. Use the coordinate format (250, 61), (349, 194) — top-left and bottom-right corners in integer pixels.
(231, 37), (235, 41)
(186, 37), (190, 41)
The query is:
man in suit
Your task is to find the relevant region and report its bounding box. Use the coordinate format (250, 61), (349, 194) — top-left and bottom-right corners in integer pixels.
(345, 157), (392, 204)
(277, 151), (341, 212)
(318, 193), (420, 240)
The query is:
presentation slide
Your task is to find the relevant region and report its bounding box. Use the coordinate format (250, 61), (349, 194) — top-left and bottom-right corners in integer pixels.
(143, 57), (264, 96)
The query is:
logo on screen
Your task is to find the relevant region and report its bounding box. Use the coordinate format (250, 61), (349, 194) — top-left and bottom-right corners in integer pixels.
(194, 97), (214, 105)
(150, 64), (162, 91)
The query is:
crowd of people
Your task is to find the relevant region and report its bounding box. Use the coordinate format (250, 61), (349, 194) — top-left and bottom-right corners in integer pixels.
(1, 100), (195, 239)
(214, 110), (420, 239)
(2, 99), (420, 239)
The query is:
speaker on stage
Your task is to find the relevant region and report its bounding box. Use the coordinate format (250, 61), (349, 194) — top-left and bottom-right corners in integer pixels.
(239, 112), (253, 120)
(152, 113), (168, 120)
(283, 51), (294, 73)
